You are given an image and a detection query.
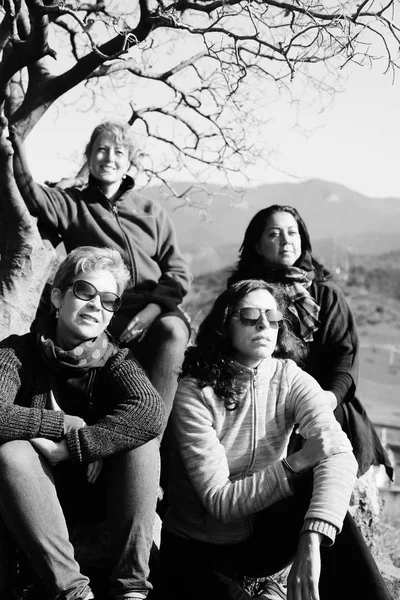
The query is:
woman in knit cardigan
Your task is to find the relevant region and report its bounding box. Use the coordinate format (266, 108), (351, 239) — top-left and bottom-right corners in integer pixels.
(227, 204), (392, 479)
(160, 280), (392, 600)
(0, 246), (166, 600)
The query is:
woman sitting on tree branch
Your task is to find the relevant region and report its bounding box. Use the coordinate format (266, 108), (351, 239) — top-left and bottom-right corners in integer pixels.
(11, 121), (192, 420)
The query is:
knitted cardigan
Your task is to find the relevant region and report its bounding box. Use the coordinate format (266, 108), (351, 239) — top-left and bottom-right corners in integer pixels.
(164, 358), (358, 545)
(0, 332), (167, 463)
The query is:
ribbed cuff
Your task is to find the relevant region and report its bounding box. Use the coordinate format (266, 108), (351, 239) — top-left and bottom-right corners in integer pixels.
(38, 411), (64, 439)
(301, 519), (337, 545)
(65, 429), (83, 463)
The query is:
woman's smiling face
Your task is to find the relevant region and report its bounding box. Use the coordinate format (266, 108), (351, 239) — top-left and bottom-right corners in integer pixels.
(88, 131), (130, 188)
(227, 289), (279, 368)
(51, 270), (118, 349)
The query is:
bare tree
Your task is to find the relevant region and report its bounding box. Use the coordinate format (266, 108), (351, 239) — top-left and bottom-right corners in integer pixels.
(0, 0), (399, 337)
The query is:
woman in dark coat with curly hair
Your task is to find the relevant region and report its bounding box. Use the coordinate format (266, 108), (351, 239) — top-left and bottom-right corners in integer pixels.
(227, 205), (392, 478)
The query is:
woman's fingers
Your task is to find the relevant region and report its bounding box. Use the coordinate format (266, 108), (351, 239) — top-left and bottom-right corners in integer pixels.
(120, 318), (144, 343)
(288, 533), (321, 600)
(137, 328), (148, 342)
(87, 459), (103, 484)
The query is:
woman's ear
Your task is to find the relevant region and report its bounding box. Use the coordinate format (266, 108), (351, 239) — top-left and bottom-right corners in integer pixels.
(51, 288), (62, 311)
(254, 243), (262, 256)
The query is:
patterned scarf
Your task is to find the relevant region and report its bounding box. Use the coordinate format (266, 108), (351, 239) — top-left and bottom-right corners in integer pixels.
(34, 315), (117, 414)
(264, 252), (321, 342)
(36, 315), (115, 371)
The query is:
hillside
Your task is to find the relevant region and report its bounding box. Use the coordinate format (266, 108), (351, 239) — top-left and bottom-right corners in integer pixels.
(144, 178), (400, 276)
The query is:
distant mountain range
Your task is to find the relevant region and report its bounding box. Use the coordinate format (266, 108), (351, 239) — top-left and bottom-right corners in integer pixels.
(145, 178), (400, 276)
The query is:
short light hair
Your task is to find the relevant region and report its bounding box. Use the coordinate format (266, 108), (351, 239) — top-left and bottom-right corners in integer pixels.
(85, 121), (137, 165)
(52, 246), (131, 297)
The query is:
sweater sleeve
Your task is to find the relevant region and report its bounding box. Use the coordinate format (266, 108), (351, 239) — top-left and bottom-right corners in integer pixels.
(287, 362), (358, 538)
(172, 379), (294, 524)
(12, 133), (77, 233)
(65, 351), (167, 463)
(0, 337), (64, 443)
(309, 282), (359, 405)
(146, 207), (192, 311)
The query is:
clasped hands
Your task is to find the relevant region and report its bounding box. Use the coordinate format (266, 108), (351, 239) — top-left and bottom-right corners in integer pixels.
(30, 413), (102, 483)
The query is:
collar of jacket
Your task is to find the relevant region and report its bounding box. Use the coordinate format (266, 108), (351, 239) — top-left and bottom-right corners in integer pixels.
(227, 357), (272, 383)
(87, 173), (135, 200)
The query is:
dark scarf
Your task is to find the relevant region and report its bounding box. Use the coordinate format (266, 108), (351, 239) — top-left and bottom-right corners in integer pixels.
(264, 252), (321, 343)
(34, 315), (116, 416)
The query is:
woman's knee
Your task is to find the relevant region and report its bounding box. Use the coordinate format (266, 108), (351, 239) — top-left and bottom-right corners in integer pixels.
(106, 441), (161, 520)
(151, 315), (189, 347)
(106, 439), (160, 483)
(0, 440), (38, 475)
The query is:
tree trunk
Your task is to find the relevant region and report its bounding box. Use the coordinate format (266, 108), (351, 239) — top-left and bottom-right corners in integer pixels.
(0, 120), (56, 338)
(0, 226), (56, 337)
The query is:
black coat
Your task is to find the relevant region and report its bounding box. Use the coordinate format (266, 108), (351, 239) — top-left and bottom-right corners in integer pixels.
(293, 280), (392, 478)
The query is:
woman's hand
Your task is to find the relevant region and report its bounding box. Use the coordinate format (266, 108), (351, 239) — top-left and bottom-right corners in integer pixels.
(324, 391), (337, 410)
(87, 459), (103, 484)
(119, 303), (162, 344)
(30, 438), (70, 465)
(64, 414), (86, 434)
(287, 428), (352, 474)
(287, 532), (322, 600)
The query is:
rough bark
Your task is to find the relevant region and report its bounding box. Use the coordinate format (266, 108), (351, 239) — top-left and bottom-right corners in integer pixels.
(0, 119), (56, 338)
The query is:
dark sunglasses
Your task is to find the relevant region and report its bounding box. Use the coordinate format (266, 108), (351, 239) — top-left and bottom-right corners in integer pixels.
(231, 307), (283, 328)
(71, 280), (122, 312)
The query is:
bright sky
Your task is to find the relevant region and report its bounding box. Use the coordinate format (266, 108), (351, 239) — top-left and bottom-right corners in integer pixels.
(250, 63), (400, 199)
(27, 56), (400, 199)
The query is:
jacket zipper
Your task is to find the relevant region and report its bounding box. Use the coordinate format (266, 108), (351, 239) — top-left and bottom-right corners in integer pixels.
(87, 369), (97, 416)
(110, 201), (138, 286)
(243, 366), (258, 476)
(250, 366), (258, 469)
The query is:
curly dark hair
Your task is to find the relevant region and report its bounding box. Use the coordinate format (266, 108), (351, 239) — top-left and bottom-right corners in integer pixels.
(180, 279), (306, 408)
(227, 204), (329, 286)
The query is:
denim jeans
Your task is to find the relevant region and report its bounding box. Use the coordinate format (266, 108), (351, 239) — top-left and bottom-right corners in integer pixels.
(0, 438), (160, 600)
(124, 311), (190, 417)
(124, 311), (190, 506)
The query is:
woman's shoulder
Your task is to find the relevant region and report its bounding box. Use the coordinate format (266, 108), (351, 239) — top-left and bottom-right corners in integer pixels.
(311, 278), (347, 303)
(176, 376), (215, 404)
(271, 356), (299, 375)
(271, 357), (320, 392)
(0, 332), (37, 371)
(99, 346), (157, 389)
(270, 357), (308, 385)
(0, 331), (35, 352)
(103, 346), (142, 371)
